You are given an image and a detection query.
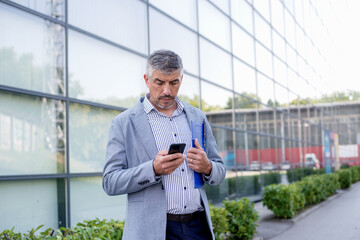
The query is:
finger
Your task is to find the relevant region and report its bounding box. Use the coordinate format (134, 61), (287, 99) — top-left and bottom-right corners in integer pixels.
(159, 149), (169, 156)
(194, 138), (203, 151)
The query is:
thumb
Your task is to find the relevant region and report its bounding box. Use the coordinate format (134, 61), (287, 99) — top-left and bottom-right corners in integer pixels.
(194, 138), (203, 150)
(159, 149), (168, 156)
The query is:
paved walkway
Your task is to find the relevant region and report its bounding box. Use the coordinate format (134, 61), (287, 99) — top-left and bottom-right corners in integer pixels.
(254, 182), (360, 240)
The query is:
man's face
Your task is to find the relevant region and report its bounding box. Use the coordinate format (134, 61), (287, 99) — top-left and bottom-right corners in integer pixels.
(144, 70), (183, 110)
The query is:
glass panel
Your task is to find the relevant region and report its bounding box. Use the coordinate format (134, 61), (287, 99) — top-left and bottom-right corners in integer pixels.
(178, 74), (200, 108)
(273, 57), (287, 87)
(199, 39), (232, 89)
(149, 0), (197, 30)
(260, 136), (278, 171)
(70, 177), (126, 225)
(69, 103), (121, 173)
(0, 4), (65, 95)
(230, 0), (253, 34)
(254, 12), (271, 49)
(209, 0), (229, 15)
(68, 0), (147, 54)
(10, 0), (65, 21)
(0, 179), (59, 232)
(274, 83), (289, 107)
(257, 73), (274, 107)
(295, 0), (304, 27)
(0, 91), (65, 175)
(255, 42), (273, 78)
(198, 0), (231, 51)
(272, 30), (286, 61)
(286, 45), (297, 72)
(253, 0), (270, 21)
(232, 23), (254, 66)
(202, 82), (233, 120)
(149, 9), (199, 76)
(206, 128), (235, 204)
(284, 10), (295, 47)
(271, 0), (284, 36)
(68, 30), (147, 108)
(233, 58), (256, 96)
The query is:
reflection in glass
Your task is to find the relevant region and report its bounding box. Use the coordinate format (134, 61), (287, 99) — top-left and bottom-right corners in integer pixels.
(10, 0), (65, 20)
(273, 57), (287, 87)
(70, 177), (126, 226)
(271, 0), (284, 36)
(149, 0), (197, 30)
(150, 9), (199, 76)
(257, 74), (275, 106)
(68, 30), (147, 108)
(232, 23), (254, 66)
(0, 91), (65, 175)
(201, 81), (233, 115)
(274, 83), (289, 107)
(284, 10), (295, 47)
(0, 179), (58, 232)
(233, 58), (256, 96)
(198, 0), (231, 51)
(272, 30), (286, 61)
(178, 74), (200, 108)
(230, 0), (253, 34)
(0, 4), (65, 95)
(205, 128), (234, 204)
(200, 39), (232, 89)
(69, 103), (121, 173)
(68, 0), (147, 54)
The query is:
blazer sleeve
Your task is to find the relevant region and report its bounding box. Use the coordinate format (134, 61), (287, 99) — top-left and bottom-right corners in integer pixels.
(102, 119), (161, 196)
(202, 117), (226, 186)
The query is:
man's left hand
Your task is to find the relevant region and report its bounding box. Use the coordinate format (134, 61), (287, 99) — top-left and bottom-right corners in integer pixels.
(187, 138), (212, 175)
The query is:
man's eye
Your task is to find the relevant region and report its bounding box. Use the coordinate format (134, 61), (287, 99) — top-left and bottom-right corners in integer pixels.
(156, 81), (163, 85)
(170, 81), (178, 85)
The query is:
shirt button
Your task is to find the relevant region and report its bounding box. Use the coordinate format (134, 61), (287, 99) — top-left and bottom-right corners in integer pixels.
(174, 133), (177, 137)
(182, 169), (184, 172)
(184, 206), (187, 209)
(184, 187), (187, 190)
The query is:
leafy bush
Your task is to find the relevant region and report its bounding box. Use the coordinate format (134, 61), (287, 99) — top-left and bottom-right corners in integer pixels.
(322, 173), (340, 197)
(0, 219), (124, 240)
(299, 175), (327, 205)
(210, 204), (229, 240)
(340, 164), (350, 169)
(337, 169), (352, 189)
(350, 167), (359, 183)
(224, 198), (259, 240)
(263, 183), (305, 218)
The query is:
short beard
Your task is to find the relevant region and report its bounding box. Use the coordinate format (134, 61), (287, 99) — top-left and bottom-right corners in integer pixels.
(152, 95), (176, 109)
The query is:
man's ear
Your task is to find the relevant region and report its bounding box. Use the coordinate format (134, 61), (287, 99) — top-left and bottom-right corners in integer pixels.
(144, 74), (150, 88)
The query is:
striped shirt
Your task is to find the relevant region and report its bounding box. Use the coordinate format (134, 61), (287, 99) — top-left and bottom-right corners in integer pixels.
(143, 94), (203, 214)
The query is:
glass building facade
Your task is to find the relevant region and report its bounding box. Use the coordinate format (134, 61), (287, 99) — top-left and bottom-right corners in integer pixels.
(1, 0), (358, 232)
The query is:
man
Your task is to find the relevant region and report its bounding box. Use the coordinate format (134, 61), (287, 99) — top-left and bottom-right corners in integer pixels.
(103, 50), (225, 240)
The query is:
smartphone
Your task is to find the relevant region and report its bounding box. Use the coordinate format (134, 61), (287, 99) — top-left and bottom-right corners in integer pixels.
(168, 143), (186, 155)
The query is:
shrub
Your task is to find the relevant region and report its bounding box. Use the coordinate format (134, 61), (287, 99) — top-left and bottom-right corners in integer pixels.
(286, 167), (317, 183)
(224, 198), (259, 240)
(263, 184), (305, 218)
(340, 164), (350, 169)
(322, 173), (340, 197)
(299, 175), (327, 205)
(350, 167), (359, 183)
(337, 169), (352, 189)
(0, 219), (124, 240)
(210, 204), (229, 240)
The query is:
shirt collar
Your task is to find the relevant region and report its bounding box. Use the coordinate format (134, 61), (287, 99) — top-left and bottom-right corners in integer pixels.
(143, 93), (184, 115)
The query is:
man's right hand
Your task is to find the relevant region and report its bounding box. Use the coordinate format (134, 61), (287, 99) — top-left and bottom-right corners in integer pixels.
(153, 149), (186, 176)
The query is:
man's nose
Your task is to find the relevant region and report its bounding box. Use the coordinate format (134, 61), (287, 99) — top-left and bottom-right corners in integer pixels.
(163, 85), (171, 95)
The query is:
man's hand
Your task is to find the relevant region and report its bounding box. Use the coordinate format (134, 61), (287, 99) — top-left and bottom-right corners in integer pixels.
(187, 139), (212, 175)
(153, 149), (186, 176)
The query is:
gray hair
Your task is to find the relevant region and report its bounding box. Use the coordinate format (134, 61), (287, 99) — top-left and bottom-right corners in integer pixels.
(146, 50), (183, 77)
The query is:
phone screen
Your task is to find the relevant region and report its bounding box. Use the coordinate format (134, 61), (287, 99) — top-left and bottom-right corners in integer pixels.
(168, 143), (186, 155)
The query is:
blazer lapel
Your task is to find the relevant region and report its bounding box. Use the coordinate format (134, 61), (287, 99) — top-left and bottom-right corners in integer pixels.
(130, 103), (158, 160)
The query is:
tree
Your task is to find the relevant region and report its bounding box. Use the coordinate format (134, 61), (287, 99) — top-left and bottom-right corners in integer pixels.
(225, 92), (261, 109)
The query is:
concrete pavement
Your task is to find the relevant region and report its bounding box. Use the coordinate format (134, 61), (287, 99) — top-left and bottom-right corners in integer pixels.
(253, 181), (360, 240)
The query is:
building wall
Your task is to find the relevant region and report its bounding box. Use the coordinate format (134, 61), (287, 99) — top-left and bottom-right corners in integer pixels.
(0, 0), (353, 232)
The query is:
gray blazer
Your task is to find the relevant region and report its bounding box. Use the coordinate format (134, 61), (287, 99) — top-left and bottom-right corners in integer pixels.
(103, 98), (226, 240)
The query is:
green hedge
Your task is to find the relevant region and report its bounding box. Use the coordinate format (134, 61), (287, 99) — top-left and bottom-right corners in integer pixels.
(350, 167), (359, 183)
(0, 218), (124, 240)
(263, 172), (340, 218)
(337, 169), (352, 189)
(223, 198), (259, 240)
(263, 183), (305, 218)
